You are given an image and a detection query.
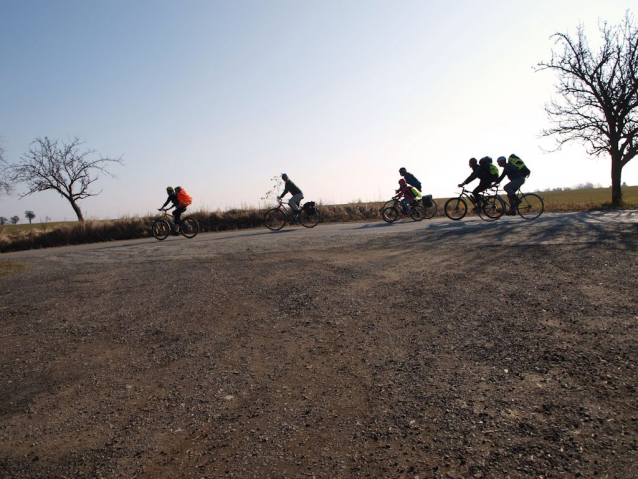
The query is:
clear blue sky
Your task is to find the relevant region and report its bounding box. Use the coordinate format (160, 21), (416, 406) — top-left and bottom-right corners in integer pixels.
(1, 0), (636, 221)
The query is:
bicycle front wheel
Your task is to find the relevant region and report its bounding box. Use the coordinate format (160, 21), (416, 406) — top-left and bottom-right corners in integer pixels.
(382, 206), (401, 223)
(444, 197), (467, 220)
(517, 193), (544, 220)
(263, 208), (286, 231)
(152, 219), (171, 240)
(423, 199), (438, 219)
(180, 217), (199, 238)
(481, 195), (505, 220)
(299, 209), (320, 228)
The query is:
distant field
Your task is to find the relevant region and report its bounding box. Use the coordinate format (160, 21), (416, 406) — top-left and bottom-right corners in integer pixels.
(539, 185), (638, 207)
(0, 221), (71, 233)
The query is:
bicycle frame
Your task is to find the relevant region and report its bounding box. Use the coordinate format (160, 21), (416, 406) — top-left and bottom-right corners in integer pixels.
(456, 186), (486, 208)
(274, 199), (301, 221)
(492, 186), (544, 219)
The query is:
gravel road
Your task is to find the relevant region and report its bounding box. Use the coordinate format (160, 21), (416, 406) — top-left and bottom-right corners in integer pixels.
(1, 211), (637, 478)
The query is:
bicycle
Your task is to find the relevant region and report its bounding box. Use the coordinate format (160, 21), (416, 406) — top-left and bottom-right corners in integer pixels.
(493, 187), (545, 220)
(152, 209), (199, 240)
(381, 197), (427, 223)
(444, 186), (505, 221)
(263, 199), (320, 231)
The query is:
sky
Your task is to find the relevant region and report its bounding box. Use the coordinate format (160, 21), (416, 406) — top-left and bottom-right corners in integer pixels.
(1, 0), (637, 222)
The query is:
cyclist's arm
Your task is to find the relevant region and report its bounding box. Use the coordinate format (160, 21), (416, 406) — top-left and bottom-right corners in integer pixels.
(278, 184), (290, 198)
(160, 196), (171, 209)
(460, 170), (478, 186)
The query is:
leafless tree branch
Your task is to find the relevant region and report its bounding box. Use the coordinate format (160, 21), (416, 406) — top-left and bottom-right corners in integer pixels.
(535, 11), (638, 206)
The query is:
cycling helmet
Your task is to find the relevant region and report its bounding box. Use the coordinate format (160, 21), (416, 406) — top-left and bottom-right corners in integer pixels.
(469, 158), (477, 166)
(281, 173), (288, 180)
(166, 186), (174, 193)
(399, 179), (406, 185)
(497, 156), (507, 165)
(175, 186), (182, 192)
(399, 167), (407, 175)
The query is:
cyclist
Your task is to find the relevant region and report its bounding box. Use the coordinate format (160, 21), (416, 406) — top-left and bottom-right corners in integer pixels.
(458, 157), (498, 209)
(399, 167), (422, 192)
(277, 173), (304, 220)
(495, 155), (530, 215)
(396, 178), (418, 214)
(159, 186), (188, 234)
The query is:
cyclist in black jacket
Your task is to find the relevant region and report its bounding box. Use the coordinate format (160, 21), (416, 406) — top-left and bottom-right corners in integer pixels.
(495, 156), (527, 214)
(459, 157), (497, 208)
(277, 173), (304, 219)
(159, 186), (186, 234)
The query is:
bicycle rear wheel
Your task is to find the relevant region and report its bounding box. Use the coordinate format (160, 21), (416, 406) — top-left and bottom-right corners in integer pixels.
(444, 197), (467, 220)
(263, 208), (286, 231)
(410, 205), (426, 221)
(180, 217), (199, 238)
(481, 195), (505, 220)
(517, 193), (544, 220)
(382, 206), (401, 223)
(423, 199), (438, 219)
(299, 209), (320, 228)
(152, 219), (171, 240)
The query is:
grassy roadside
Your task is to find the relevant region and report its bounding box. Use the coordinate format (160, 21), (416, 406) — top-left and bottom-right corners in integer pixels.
(1, 186), (636, 253)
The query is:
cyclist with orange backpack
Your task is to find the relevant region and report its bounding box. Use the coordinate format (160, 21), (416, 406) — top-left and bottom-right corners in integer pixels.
(159, 186), (192, 233)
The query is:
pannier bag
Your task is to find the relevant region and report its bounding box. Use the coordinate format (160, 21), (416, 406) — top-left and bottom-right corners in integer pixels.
(302, 201), (317, 215)
(422, 194), (433, 208)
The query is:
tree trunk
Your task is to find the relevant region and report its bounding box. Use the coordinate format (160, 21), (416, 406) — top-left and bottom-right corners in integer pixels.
(611, 154), (623, 207)
(70, 199), (85, 222)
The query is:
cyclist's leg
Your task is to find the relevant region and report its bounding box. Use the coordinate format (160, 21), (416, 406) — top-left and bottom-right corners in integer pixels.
(504, 178), (525, 211)
(173, 206), (186, 227)
(473, 181), (490, 208)
(289, 194), (303, 214)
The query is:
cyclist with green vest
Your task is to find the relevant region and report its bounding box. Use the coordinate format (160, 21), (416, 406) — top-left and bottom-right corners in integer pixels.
(458, 157), (498, 208)
(495, 155), (530, 215)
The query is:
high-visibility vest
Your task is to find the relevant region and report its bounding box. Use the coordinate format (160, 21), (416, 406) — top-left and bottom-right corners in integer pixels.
(508, 154), (526, 170)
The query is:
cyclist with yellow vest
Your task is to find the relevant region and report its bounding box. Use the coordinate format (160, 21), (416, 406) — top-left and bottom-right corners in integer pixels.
(495, 155), (530, 215)
(458, 157), (499, 208)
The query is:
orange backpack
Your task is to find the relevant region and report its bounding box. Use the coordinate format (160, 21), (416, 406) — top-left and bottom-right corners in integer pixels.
(177, 189), (192, 206)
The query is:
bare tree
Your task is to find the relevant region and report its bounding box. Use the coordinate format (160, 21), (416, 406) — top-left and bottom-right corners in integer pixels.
(10, 215), (20, 225)
(536, 12), (638, 207)
(9, 137), (124, 221)
(0, 141), (12, 197)
(25, 210), (36, 223)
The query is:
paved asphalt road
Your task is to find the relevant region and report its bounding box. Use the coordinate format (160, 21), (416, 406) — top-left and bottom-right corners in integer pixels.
(2, 210), (636, 263)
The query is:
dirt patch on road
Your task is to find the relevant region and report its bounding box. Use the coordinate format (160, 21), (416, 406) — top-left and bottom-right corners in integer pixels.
(1, 218), (637, 478)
